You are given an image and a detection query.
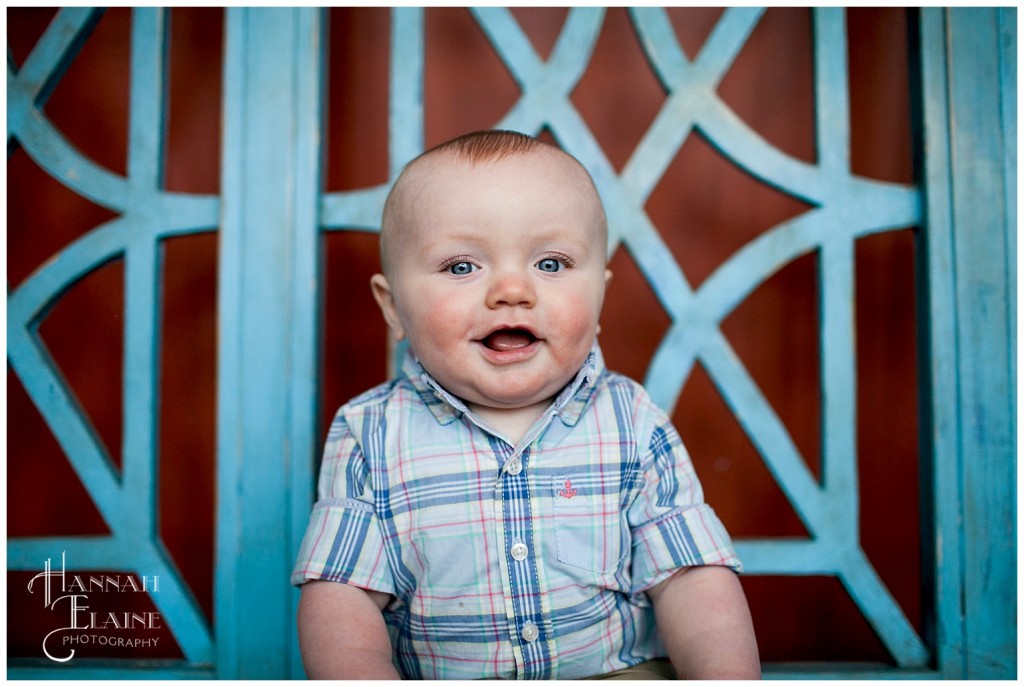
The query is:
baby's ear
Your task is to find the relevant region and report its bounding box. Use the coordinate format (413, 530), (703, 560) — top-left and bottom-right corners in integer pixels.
(370, 274), (406, 342)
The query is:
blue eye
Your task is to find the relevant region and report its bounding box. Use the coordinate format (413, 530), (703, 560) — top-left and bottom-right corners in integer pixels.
(448, 261), (475, 275)
(536, 258), (564, 273)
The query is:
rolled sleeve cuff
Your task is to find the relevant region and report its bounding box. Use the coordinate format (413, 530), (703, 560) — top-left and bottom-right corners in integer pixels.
(290, 498), (396, 595)
(630, 503), (742, 595)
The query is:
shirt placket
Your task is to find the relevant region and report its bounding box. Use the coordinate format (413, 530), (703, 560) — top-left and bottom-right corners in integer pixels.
(493, 438), (555, 679)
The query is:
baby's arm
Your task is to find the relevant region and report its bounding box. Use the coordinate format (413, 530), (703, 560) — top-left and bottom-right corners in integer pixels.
(297, 580), (400, 679)
(647, 565), (761, 679)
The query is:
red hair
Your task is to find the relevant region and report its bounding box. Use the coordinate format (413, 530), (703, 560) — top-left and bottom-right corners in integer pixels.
(422, 129), (547, 163)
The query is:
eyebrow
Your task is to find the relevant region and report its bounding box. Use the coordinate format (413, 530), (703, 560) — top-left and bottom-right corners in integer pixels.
(418, 231), (601, 263)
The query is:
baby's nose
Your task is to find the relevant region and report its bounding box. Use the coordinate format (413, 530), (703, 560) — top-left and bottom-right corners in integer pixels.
(486, 271), (536, 308)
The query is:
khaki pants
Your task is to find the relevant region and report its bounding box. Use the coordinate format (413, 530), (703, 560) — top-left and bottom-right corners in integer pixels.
(587, 659), (677, 680)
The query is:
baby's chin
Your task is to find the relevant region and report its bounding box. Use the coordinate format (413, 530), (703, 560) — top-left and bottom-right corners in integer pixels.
(415, 348), (584, 411)
(455, 375), (575, 412)
(458, 387), (549, 410)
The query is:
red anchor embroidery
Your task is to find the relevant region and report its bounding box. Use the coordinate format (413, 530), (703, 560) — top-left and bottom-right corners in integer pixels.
(558, 478), (577, 499)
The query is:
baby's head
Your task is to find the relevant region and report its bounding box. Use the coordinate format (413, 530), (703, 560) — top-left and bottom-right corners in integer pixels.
(371, 130), (611, 413)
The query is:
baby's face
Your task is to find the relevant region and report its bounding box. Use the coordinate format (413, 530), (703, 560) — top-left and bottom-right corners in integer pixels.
(374, 149), (609, 412)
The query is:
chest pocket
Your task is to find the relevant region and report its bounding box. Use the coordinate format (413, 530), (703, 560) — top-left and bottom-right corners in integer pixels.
(552, 474), (626, 574)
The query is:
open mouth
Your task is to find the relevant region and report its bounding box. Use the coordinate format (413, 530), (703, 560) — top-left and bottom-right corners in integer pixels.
(480, 327), (538, 352)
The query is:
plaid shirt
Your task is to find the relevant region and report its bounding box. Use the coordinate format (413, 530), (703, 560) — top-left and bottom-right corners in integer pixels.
(291, 344), (740, 679)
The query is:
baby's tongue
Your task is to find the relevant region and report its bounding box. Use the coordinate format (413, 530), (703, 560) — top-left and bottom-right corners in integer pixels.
(484, 329), (535, 351)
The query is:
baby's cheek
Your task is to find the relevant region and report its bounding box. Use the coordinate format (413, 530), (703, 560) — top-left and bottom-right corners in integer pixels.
(550, 297), (601, 367)
(560, 294), (601, 337)
(418, 301), (467, 345)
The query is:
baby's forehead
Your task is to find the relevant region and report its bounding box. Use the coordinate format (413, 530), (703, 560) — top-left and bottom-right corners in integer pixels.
(401, 147), (597, 203)
(381, 145), (608, 271)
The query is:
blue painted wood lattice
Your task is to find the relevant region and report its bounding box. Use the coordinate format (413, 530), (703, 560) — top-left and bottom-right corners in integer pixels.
(7, 6), (1015, 679)
(8, 8), (217, 678)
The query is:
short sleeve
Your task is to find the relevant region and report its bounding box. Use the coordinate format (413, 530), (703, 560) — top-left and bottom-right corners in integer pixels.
(290, 410), (396, 595)
(627, 408), (742, 596)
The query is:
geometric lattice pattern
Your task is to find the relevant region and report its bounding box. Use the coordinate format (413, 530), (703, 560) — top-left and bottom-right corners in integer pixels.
(7, 8), (215, 668)
(10, 5), (1016, 679)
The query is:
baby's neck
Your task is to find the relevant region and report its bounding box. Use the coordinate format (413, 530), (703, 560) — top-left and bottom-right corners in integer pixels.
(467, 399), (551, 446)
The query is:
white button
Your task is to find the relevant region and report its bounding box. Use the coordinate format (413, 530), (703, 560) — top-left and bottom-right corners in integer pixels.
(510, 542), (529, 561)
(506, 458), (522, 475)
(521, 622), (539, 642)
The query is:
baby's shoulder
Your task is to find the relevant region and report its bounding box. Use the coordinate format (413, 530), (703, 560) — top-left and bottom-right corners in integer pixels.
(590, 368), (673, 428)
(323, 379), (413, 449)
(344, 378), (404, 409)
(333, 376), (422, 426)
(601, 368), (644, 393)
(597, 369), (660, 407)
(340, 377), (410, 414)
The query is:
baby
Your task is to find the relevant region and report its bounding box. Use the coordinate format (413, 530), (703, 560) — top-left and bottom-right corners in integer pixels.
(291, 130), (760, 680)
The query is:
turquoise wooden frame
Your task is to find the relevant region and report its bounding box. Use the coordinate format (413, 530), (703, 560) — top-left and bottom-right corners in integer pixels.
(6, 7), (1015, 679)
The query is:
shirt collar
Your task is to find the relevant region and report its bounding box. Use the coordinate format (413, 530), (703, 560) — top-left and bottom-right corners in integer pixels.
(401, 342), (605, 428)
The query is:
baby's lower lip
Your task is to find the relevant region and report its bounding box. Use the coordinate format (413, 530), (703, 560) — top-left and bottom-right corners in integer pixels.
(476, 330), (541, 363)
(481, 328), (537, 352)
